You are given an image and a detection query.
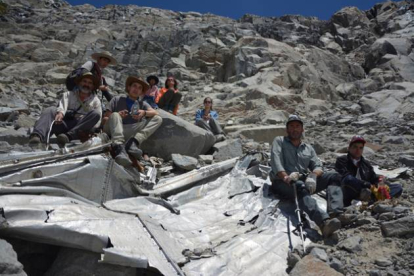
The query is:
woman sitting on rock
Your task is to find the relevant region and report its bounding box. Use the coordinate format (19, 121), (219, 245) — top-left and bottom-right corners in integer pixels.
(195, 97), (225, 142)
(144, 75), (159, 109)
(155, 76), (182, 115)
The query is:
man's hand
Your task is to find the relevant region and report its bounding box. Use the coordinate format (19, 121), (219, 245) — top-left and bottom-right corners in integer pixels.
(118, 110), (129, 119)
(305, 173), (317, 194)
(132, 110), (145, 121)
(55, 112), (64, 124)
(99, 85), (109, 92)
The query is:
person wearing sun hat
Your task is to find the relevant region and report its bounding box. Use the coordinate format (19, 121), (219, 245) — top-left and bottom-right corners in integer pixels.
(335, 135), (403, 206)
(81, 50), (117, 102)
(102, 76), (162, 166)
(29, 72), (102, 148)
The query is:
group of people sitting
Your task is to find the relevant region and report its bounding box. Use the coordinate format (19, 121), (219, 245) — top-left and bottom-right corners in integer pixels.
(270, 115), (403, 237)
(28, 51), (226, 165)
(26, 51), (401, 238)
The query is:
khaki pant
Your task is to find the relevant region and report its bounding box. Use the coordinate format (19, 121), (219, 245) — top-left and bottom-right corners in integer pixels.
(103, 112), (162, 145)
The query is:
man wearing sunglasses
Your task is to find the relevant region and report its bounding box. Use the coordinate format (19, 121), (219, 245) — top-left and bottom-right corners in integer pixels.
(335, 136), (403, 206)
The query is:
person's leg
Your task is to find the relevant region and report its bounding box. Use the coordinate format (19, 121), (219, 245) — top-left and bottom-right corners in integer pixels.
(208, 118), (224, 135)
(272, 180), (330, 227)
(102, 90), (113, 102)
(388, 183), (403, 198)
(317, 172), (344, 216)
(170, 92), (182, 112)
(66, 110), (101, 140)
(103, 112), (125, 144)
(341, 175), (364, 206)
(157, 89), (175, 109)
(195, 119), (213, 133)
(132, 115), (163, 145)
(31, 107), (57, 142)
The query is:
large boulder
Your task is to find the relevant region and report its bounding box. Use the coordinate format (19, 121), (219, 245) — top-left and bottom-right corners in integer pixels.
(359, 89), (414, 117)
(140, 110), (215, 160)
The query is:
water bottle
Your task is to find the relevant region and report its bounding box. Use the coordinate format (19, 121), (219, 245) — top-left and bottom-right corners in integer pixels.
(130, 100), (140, 115)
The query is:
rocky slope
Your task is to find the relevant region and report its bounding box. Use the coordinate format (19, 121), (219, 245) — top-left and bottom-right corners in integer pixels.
(0, 0), (414, 275)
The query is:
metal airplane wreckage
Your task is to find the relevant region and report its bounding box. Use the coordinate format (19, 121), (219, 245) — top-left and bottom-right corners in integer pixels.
(0, 135), (312, 276)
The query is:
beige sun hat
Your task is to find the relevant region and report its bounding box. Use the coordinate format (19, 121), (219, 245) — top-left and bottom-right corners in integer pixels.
(75, 72), (100, 91)
(125, 76), (149, 93)
(91, 51), (117, 65)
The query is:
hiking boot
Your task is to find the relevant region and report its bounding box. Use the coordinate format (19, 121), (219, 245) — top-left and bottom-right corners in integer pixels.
(125, 138), (142, 160)
(57, 134), (70, 148)
(112, 144), (132, 167)
(29, 134), (41, 147)
(322, 218), (341, 237)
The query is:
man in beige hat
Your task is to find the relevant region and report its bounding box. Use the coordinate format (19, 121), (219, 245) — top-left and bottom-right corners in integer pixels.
(102, 76), (162, 166)
(82, 50), (117, 102)
(29, 72), (102, 148)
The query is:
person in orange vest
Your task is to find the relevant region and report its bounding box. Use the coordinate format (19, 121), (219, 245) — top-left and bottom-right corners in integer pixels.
(155, 76), (182, 115)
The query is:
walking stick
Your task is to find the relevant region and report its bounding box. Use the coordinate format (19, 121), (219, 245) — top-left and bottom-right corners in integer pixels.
(292, 180), (306, 253)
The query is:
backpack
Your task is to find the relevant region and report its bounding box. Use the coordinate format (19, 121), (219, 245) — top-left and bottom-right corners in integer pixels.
(65, 67), (89, 91)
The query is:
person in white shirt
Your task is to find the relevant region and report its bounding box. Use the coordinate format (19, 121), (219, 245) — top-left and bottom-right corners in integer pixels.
(29, 73), (102, 148)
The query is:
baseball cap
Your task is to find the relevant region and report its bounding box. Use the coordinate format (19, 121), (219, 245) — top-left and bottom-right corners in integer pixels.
(349, 135), (366, 146)
(286, 114), (303, 126)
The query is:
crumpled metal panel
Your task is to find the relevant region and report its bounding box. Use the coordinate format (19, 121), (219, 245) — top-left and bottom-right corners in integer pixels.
(0, 152), (312, 276)
(0, 195), (179, 276)
(105, 166), (306, 276)
(0, 155), (141, 204)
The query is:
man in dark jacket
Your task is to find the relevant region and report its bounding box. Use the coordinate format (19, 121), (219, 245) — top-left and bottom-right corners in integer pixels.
(335, 135), (403, 206)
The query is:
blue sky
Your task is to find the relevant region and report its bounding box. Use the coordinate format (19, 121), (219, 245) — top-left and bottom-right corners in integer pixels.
(67, 0), (395, 20)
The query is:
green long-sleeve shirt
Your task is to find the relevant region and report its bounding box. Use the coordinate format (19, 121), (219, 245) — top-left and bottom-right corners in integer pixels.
(270, 136), (322, 181)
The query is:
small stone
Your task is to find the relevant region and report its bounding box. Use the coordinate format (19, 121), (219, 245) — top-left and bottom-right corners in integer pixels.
(382, 136), (407, 145)
(310, 248), (328, 262)
(338, 236), (362, 253)
(328, 257), (344, 274)
(381, 216), (414, 237)
(373, 204), (394, 214)
(375, 257), (393, 267)
(393, 206), (411, 214)
(399, 155), (414, 167)
(356, 216), (377, 226)
(353, 118), (376, 127)
(172, 153), (198, 171)
(378, 212), (395, 221)
(287, 251), (301, 268)
(198, 155), (213, 164)
(369, 270), (382, 276)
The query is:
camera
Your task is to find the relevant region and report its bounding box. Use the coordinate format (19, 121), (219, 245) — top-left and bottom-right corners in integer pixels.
(64, 110), (77, 120)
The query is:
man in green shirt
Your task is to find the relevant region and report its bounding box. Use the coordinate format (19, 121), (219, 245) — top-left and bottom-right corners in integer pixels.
(270, 115), (343, 237)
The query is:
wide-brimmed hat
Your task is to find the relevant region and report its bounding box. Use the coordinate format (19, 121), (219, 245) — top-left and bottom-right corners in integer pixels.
(349, 135), (366, 146)
(91, 51), (117, 65)
(286, 114), (303, 126)
(125, 76), (149, 93)
(146, 75), (159, 85)
(75, 72), (99, 91)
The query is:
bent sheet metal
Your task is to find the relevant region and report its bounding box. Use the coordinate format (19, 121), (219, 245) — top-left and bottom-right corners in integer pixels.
(0, 150), (306, 275)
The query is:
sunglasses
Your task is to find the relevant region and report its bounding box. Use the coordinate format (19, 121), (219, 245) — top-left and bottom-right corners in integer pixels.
(204, 101), (212, 103)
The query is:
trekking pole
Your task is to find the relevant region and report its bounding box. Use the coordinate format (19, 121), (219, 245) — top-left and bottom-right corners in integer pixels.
(292, 179), (306, 253)
(46, 120), (55, 150)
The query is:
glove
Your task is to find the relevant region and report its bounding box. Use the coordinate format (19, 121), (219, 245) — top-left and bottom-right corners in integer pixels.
(289, 172), (300, 182)
(305, 173), (317, 194)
